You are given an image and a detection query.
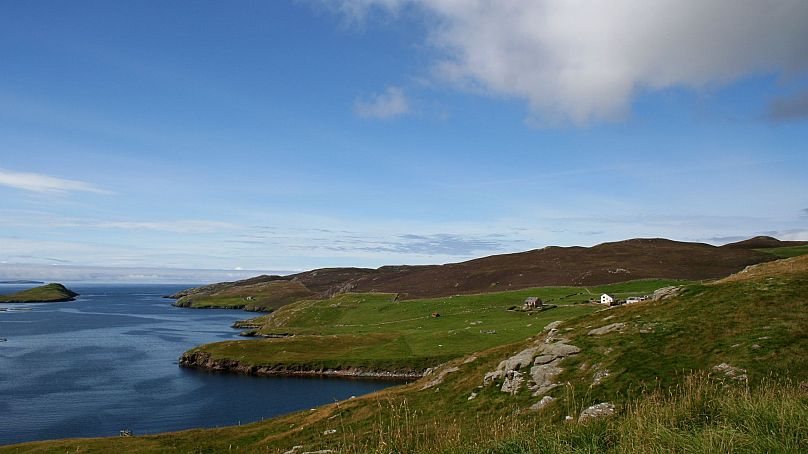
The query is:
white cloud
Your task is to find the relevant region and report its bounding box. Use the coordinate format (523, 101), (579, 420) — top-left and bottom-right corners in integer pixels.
(335, 0), (808, 124)
(354, 86), (410, 118)
(0, 169), (111, 194)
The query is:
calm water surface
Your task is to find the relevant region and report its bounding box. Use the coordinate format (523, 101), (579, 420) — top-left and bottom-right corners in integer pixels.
(0, 284), (400, 445)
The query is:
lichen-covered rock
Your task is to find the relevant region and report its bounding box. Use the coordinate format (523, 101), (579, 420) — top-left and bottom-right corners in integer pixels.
(497, 346), (541, 372)
(483, 370), (504, 386)
(501, 370), (524, 394)
(544, 320), (563, 331)
(579, 402), (615, 422)
(651, 286), (681, 301)
(587, 322), (626, 336)
(421, 366), (459, 390)
(533, 354), (555, 365)
(529, 359), (563, 396)
(529, 395), (555, 411)
(542, 342), (581, 357)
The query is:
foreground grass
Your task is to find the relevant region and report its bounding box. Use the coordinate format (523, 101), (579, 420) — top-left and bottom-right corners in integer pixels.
(337, 375), (807, 454)
(0, 283), (77, 303)
(186, 279), (683, 373)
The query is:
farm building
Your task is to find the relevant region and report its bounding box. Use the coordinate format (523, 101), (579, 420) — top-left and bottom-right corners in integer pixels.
(523, 297), (543, 310)
(625, 296), (647, 304)
(600, 294), (616, 305)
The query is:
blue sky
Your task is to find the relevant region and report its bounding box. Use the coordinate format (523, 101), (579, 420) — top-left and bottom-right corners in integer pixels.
(1, 1), (807, 282)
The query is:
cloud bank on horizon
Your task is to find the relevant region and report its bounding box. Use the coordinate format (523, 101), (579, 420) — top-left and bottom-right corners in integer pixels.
(335, 0), (808, 124)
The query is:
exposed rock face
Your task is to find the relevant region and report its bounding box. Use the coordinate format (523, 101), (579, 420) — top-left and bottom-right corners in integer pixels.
(543, 320), (563, 331)
(483, 333), (581, 396)
(529, 360), (564, 396)
(501, 371), (525, 394)
(651, 286), (681, 301)
(579, 402), (616, 422)
(588, 323), (626, 336)
(421, 366), (460, 390)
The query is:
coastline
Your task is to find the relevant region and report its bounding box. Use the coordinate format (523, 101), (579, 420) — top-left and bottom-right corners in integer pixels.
(179, 350), (424, 380)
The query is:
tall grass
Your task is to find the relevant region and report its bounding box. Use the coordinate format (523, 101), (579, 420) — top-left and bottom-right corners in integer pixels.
(339, 375), (807, 453)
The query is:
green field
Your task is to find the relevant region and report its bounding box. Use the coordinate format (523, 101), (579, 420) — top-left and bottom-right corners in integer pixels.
(185, 279), (685, 374)
(757, 244), (808, 258)
(0, 283), (77, 303)
(173, 280), (314, 311)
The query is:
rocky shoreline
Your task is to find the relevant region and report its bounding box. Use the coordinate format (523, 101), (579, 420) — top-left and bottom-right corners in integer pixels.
(179, 351), (423, 380)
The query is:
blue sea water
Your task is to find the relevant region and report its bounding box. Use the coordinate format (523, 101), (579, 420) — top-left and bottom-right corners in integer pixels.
(0, 284), (399, 446)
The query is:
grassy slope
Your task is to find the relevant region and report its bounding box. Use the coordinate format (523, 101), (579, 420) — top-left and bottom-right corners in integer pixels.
(0, 283), (77, 303)
(5, 261), (807, 453)
(184, 279), (683, 373)
(756, 244), (808, 258)
(174, 280), (314, 311)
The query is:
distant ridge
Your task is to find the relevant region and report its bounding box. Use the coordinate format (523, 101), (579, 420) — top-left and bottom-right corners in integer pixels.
(720, 235), (808, 249)
(173, 237), (777, 302)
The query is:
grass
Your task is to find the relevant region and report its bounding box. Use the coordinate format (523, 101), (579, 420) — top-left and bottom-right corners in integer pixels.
(3, 261), (806, 452)
(174, 280), (314, 311)
(756, 244), (808, 258)
(0, 283), (77, 303)
(185, 279), (684, 373)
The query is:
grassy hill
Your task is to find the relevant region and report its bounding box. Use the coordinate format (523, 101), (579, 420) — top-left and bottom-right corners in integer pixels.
(181, 279), (683, 375)
(169, 237), (775, 313)
(172, 280), (315, 311)
(0, 283), (78, 303)
(5, 255), (807, 452)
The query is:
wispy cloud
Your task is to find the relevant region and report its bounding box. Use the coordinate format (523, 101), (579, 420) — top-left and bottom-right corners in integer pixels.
(91, 220), (238, 233)
(0, 169), (111, 194)
(319, 233), (519, 256)
(354, 86), (410, 119)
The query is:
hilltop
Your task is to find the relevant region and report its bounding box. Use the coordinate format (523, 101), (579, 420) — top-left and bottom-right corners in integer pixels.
(720, 235), (808, 249)
(7, 251), (807, 452)
(170, 237), (777, 310)
(0, 283), (78, 303)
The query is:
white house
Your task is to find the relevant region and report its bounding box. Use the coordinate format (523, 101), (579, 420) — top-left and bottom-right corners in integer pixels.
(600, 293), (615, 305)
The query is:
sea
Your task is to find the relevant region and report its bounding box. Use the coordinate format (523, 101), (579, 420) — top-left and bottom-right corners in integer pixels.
(0, 284), (400, 446)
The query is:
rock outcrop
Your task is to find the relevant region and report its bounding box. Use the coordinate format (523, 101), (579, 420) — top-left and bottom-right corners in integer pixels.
(483, 322), (581, 396)
(588, 323), (626, 336)
(579, 402), (616, 422)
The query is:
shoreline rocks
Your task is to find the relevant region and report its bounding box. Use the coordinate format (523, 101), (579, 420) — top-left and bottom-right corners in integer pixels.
(179, 351), (422, 380)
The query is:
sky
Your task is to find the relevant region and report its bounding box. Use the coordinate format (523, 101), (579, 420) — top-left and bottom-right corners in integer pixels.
(1, 1), (807, 282)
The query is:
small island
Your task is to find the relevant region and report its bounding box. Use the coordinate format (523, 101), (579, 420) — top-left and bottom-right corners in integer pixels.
(0, 283), (79, 303)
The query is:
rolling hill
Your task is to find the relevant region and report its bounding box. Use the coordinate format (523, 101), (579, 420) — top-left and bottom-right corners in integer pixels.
(171, 237), (776, 309)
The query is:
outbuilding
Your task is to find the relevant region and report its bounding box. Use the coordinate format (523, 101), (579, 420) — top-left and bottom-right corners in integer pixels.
(523, 296), (543, 310)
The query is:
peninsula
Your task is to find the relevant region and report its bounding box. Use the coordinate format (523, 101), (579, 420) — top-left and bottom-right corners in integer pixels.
(0, 283), (79, 303)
